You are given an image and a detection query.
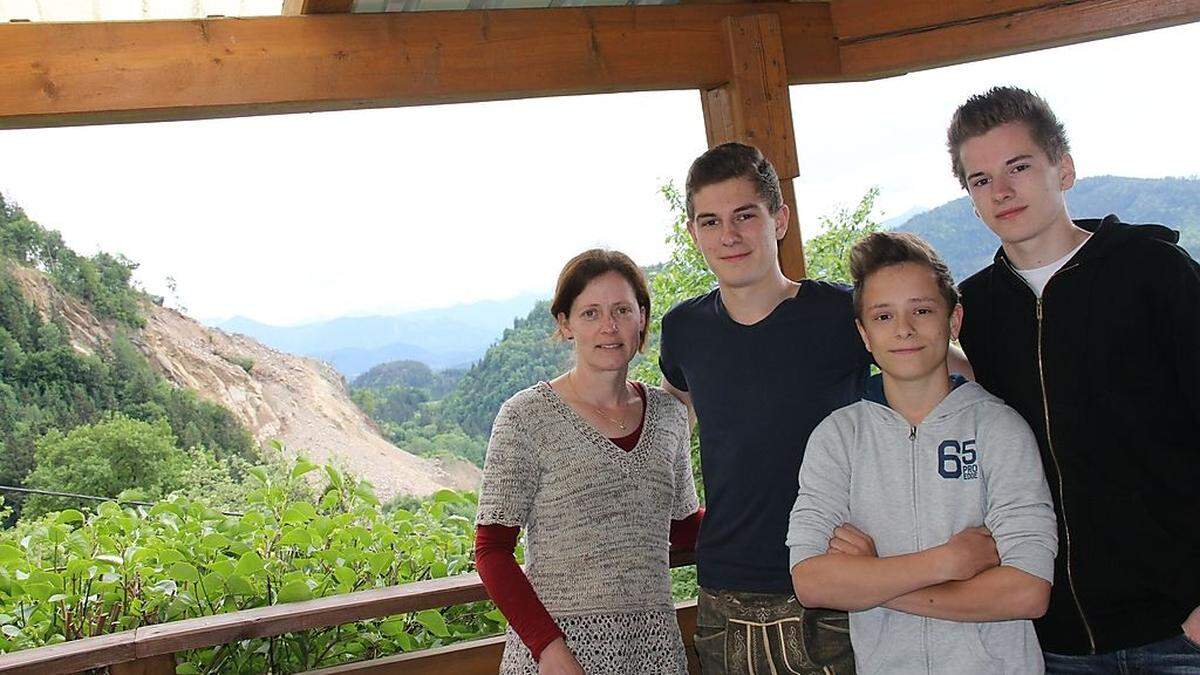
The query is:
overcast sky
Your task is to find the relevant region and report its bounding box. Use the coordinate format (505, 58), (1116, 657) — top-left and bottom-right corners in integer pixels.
(1, 22), (1197, 326)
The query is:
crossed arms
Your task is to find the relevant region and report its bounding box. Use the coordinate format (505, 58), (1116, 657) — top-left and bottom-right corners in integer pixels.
(786, 410), (1057, 622)
(791, 523), (1050, 621)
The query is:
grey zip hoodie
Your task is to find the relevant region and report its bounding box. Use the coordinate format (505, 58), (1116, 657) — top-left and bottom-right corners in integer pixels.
(787, 381), (1057, 674)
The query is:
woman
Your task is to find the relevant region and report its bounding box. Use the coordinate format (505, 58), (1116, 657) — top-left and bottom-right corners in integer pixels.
(475, 249), (703, 675)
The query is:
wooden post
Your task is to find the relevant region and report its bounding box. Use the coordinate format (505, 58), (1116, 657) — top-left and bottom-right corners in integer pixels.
(700, 13), (806, 281)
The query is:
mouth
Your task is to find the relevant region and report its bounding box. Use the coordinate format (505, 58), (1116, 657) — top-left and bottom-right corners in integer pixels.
(596, 343), (624, 350)
(719, 252), (751, 262)
(995, 206), (1027, 220)
(889, 346), (925, 355)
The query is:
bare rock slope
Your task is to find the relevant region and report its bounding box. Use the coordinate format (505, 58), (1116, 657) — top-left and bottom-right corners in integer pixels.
(10, 265), (480, 501)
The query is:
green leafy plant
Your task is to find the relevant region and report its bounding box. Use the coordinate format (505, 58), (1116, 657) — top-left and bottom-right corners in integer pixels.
(0, 461), (505, 672)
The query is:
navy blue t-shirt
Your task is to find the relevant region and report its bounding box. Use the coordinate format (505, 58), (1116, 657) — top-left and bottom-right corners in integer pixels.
(659, 282), (870, 593)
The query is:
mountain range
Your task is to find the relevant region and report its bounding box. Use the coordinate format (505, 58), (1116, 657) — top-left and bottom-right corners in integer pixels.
(216, 292), (543, 377)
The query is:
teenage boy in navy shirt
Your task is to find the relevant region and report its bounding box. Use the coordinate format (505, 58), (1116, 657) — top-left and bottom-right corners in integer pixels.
(660, 143), (973, 673)
(659, 142), (863, 673)
(949, 86), (1200, 672)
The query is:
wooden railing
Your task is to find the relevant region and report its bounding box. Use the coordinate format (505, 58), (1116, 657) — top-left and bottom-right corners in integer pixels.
(0, 551), (697, 674)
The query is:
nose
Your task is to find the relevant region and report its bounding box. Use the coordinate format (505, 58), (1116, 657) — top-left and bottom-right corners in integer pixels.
(991, 174), (1015, 202)
(894, 314), (915, 338)
(720, 220), (740, 246)
(602, 314), (620, 332)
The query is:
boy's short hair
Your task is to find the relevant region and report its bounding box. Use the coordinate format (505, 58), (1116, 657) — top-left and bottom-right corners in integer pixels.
(550, 248), (651, 350)
(685, 143), (783, 220)
(947, 86), (1070, 188)
(850, 232), (959, 318)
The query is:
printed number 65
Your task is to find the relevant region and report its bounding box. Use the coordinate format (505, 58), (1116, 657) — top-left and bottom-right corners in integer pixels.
(938, 440), (977, 479)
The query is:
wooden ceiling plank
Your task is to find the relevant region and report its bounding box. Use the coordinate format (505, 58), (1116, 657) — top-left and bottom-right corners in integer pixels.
(282, 0), (358, 14)
(839, 0), (1200, 78)
(0, 3), (839, 129)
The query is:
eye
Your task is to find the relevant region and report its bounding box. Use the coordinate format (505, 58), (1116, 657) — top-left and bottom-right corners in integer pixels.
(1011, 163), (1031, 174)
(698, 218), (718, 228)
(581, 308), (598, 319)
(734, 212), (755, 222)
(872, 313), (892, 322)
(971, 176), (990, 189)
(915, 307), (934, 316)
(616, 306), (633, 315)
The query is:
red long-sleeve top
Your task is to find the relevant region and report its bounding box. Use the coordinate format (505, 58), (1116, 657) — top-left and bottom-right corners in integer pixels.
(475, 383), (703, 661)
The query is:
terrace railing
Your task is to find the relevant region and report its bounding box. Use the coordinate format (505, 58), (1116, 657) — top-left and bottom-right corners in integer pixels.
(0, 551), (698, 675)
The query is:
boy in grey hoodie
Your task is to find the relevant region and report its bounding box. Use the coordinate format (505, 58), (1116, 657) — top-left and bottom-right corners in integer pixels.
(787, 232), (1058, 674)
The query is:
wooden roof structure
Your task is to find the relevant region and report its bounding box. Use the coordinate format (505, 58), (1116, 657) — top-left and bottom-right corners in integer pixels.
(0, 2), (1198, 672)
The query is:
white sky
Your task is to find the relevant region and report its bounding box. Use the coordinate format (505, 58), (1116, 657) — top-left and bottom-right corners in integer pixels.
(1, 22), (1197, 326)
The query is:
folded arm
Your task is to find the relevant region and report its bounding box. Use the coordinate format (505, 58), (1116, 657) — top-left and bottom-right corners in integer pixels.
(792, 547), (955, 611)
(792, 523), (999, 612)
(884, 565), (1050, 621)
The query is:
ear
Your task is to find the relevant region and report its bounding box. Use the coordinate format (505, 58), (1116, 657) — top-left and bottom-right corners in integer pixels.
(686, 219), (700, 247)
(949, 303), (964, 342)
(773, 203), (790, 242)
(1058, 152), (1076, 191)
(855, 318), (872, 353)
(556, 312), (573, 341)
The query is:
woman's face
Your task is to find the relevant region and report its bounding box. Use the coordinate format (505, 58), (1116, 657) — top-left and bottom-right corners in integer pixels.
(557, 270), (646, 373)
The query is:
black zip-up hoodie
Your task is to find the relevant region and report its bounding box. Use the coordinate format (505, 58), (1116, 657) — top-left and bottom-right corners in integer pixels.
(958, 215), (1200, 655)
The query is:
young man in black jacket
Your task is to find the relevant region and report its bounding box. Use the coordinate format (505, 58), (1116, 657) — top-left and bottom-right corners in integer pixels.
(948, 85), (1200, 672)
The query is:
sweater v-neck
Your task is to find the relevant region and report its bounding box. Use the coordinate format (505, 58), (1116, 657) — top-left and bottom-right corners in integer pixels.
(537, 381), (652, 464)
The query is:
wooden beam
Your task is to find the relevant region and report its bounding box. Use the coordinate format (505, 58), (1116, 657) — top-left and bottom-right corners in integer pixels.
(282, 0), (358, 14)
(0, 4), (839, 129)
(836, 0), (1200, 79)
(701, 13), (807, 281)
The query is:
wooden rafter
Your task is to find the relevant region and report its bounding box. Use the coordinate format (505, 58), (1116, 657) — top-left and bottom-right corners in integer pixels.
(0, 0), (1198, 129)
(0, 3), (838, 129)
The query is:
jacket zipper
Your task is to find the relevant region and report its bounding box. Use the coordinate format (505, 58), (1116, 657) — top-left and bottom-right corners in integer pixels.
(910, 426), (931, 673)
(1022, 261), (1097, 653)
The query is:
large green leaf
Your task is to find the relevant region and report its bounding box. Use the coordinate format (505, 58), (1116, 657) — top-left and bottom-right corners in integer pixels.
(415, 610), (450, 637)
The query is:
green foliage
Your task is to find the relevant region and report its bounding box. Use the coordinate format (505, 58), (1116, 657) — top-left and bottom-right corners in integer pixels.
(350, 360), (485, 467)
(0, 192), (144, 327)
(0, 462), (502, 671)
(218, 352), (255, 374)
(803, 187), (882, 285)
(22, 414), (186, 519)
(353, 361), (463, 399)
(629, 183), (717, 387)
(440, 302), (571, 438)
(0, 264), (255, 522)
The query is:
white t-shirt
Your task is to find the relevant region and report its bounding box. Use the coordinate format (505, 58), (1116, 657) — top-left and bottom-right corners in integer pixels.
(1015, 235), (1091, 297)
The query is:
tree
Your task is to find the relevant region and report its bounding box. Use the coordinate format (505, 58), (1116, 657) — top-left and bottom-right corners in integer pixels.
(22, 414), (187, 518)
(802, 186), (881, 285)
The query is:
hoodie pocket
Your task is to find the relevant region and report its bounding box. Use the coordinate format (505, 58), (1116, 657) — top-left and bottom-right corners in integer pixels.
(956, 622), (1006, 674)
